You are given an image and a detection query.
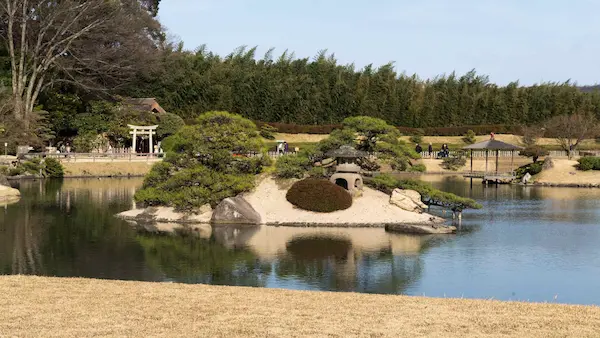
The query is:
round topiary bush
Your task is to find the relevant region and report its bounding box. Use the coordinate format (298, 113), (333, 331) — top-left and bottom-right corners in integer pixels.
(286, 178), (352, 213)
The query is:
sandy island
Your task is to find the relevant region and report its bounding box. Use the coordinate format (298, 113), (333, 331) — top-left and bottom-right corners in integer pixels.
(243, 177), (444, 227)
(1, 276), (599, 337)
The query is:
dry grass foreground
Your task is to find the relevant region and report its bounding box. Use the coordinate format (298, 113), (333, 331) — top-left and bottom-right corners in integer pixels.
(1, 276), (599, 337)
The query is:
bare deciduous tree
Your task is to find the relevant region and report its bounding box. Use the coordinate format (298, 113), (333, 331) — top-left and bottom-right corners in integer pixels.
(545, 112), (598, 159)
(0, 0), (162, 126)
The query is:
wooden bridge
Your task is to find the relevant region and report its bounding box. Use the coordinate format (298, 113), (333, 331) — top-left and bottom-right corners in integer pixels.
(463, 171), (517, 184)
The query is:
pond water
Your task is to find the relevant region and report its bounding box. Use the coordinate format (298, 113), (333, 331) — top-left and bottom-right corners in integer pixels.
(2, 177), (600, 305)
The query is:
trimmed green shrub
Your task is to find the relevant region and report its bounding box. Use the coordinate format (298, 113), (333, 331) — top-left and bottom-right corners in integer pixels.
(156, 113), (185, 139)
(43, 158), (64, 178)
(520, 145), (549, 163)
(135, 111), (267, 210)
(307, 166), (326, 178)
(578, 156), (600, 171)
(462, 130), (477, 144)
(516, 162), (543, 178)
(442, 154), (467, 171)
(409, 129), (424, 144)
(275, 154), (312, 179)
(259, 124), (278, 140)
(286, 179), (352, 213)
(408, 163), (427, 172)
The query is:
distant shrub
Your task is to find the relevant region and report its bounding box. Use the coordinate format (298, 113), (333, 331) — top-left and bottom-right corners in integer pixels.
(156, 113), (186, 139)
(286, 179), (352, 213)
(442, 154), (467, 171)
(43, 158), (64, 178)
(275, 154), (312, 179)
(0, 165), (8, 176)
(409, 129), (424, 144)
(519, 145), (549, 163)
(389, 157), (409, 171)
(408, 163), (427, 172)
(307, 166), (326, 178)
(578, 156), (600, 171)
(8, 167), (25, 176)
(516, 162), (543, 178)
(462, 130), (477, 144)
(259, 124), (278, 140)
(21, 158), (41, 174)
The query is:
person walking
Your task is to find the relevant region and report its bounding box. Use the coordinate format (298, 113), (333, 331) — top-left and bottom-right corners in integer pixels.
(284, 141), (289, 153)
(415, 143), (423, 154)
(428, 143), (433, 158)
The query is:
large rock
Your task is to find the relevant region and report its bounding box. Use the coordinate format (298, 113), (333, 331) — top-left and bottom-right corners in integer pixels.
(0, 184), (20, 204)
(389, 189), (427, 213)
(0, 174), (9, 187)
(542, 157), (554, 170)
(211, 196), (262, 225)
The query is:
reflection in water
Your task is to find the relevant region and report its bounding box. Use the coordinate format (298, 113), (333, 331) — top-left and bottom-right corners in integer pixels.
(3, 177), (600, 304)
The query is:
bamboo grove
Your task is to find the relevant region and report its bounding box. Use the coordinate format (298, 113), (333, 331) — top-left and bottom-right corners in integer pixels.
(126, 45), (600, 128)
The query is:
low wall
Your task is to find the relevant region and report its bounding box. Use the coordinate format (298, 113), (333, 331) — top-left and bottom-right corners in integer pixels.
(62, 162), (155, 177)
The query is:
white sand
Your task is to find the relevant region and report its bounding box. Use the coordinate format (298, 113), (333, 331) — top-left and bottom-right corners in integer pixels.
(243, 177), (445, 226)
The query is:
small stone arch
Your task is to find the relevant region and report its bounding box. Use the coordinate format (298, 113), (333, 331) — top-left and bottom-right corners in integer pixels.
(335, 178), (349, 190)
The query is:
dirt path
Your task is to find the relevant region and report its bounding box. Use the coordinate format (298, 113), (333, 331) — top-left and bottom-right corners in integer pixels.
(0, 276), (599, 337)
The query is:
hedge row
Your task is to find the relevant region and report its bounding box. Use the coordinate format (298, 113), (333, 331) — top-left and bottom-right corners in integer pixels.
(578, 156), (600, 171)
(255, 121), (522, 136)
(396, 124), (523, 136)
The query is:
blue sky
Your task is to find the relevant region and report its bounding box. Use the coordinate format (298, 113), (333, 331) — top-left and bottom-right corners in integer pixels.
(158, 0), (599, 86)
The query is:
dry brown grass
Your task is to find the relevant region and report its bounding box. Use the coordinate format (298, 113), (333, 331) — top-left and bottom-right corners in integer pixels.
(1, 276), (599, 337)
(62, 162), (155, 177)
(534, 159), (600, 185)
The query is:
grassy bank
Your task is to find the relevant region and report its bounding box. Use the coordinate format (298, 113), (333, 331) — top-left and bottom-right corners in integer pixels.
(1, 276), (599, 337)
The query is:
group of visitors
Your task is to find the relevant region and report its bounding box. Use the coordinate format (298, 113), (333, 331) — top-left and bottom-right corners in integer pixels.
(277, 141), (289, 155)
(414, 143), (450, 158)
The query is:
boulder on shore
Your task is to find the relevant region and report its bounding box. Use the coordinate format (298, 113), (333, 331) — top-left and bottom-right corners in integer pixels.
(542, 157), (554, 170)
(211, 196), (262, 225)
(385, 223), (456, 235)
(0, 184), (20, 204)
(389, 189), (427, 213)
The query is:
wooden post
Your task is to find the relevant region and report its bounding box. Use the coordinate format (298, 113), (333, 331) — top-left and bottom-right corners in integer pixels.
(511, 150), (514, 174)
(470, 149), (473, 173)
(485, 150), (488, 174)
(148, 128), (153, 154)
(495, 150), (499, 175)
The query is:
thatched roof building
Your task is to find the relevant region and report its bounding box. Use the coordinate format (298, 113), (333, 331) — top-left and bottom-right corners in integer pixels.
(122, 98), (166, 114)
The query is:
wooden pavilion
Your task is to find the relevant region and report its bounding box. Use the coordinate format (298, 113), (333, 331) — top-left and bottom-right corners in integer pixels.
(462, 139), (523, 182)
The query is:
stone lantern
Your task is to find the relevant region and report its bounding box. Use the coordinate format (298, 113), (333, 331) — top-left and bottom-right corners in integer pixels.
(326, 145), (368, 195)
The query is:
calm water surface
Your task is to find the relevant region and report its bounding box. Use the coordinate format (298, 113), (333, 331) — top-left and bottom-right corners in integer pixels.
(2, 177), (600, 305)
